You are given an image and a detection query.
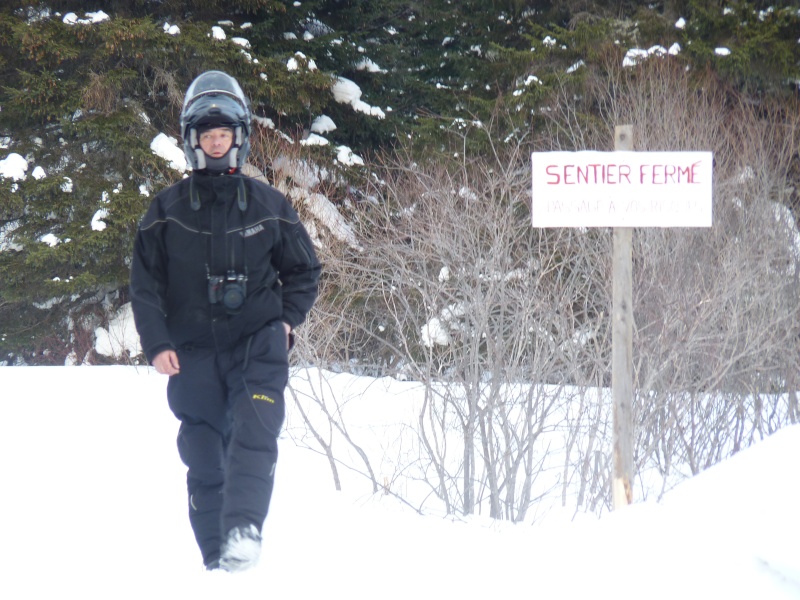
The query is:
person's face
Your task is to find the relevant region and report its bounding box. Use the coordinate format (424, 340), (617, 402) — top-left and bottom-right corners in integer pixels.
(198, 127), (234, 157)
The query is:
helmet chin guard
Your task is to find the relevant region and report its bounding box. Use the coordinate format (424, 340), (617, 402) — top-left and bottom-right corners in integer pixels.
(200, 150), (238, 172)
(180, 71), (252, 172)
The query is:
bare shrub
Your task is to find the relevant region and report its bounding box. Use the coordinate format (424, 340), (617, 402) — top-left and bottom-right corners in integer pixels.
(541, 55), (800, 501)
(299, 126), (622, 520)
(285, 54), (800, 520)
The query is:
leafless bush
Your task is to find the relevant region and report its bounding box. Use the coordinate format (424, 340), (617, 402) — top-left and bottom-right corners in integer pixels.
(287, 55), (799, 520)
(291, 126), (624, 520)
(541, 55), (800, 503)
(247, 123), (391, 495)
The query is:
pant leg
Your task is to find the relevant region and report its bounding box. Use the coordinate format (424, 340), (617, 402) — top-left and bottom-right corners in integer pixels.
(167, 346), (229, 566)
(220, 322), (288, 536)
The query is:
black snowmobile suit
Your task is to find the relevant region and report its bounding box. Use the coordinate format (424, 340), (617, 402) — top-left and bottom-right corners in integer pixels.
(130, 171), (321, 567)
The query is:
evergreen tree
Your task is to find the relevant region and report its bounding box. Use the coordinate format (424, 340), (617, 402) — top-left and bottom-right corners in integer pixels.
(0, 0), (797, 363)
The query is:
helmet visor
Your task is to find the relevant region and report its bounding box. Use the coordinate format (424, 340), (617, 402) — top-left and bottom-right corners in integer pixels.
(183, 71), (249, 114)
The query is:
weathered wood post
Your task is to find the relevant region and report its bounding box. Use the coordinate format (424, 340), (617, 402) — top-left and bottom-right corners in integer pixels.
(612, 125), (634, 509)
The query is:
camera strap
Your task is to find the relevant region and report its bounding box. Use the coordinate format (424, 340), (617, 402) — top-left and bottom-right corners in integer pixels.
(228, 178), (249, 278)
(189, 177), (201, 210)
(191, 175), (249, 278)
(236, 176), (247, 211)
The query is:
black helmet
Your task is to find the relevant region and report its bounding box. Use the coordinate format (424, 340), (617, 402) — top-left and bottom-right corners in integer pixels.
(180, 71), (252, 171)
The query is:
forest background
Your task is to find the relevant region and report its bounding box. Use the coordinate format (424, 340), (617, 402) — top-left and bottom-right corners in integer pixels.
(1, 0), (799, 520)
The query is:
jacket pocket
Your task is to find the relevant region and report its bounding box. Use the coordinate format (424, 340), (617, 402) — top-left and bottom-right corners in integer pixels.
(291, 228), (315, 264)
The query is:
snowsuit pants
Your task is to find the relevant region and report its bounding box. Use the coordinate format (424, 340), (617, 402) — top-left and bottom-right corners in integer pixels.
(166, 322), (288, 567)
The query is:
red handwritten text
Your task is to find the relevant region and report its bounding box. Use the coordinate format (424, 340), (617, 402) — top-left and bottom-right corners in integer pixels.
(545, 160), (704, 185)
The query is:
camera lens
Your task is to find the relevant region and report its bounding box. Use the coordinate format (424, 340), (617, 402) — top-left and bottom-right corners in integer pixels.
(222, 284), (245, 310)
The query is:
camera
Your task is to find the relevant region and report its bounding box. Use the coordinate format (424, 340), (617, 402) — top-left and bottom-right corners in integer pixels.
(208, 270), (248, 313)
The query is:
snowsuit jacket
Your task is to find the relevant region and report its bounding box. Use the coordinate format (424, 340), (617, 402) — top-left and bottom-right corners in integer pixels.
(130, 172), (321, 363)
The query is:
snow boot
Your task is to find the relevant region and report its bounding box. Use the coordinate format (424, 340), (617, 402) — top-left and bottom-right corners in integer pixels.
(204, 558), (221, 571)
(219, 524), (262, 572)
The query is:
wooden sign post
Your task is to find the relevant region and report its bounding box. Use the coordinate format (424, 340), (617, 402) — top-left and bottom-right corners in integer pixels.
(612, 125), (634, 509)
(531, 128), (713, 510)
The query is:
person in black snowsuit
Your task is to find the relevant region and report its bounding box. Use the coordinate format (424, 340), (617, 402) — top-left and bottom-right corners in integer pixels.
(130, 71), (321, 572)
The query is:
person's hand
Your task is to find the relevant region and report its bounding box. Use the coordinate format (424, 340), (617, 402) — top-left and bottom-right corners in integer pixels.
(153, 349), (180, 376)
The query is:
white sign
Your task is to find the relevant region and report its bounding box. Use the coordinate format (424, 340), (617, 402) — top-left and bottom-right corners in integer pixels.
(531, 151), (713, 227)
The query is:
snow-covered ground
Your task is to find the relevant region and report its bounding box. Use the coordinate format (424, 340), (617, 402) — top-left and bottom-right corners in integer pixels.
(1, 365), (798, 599)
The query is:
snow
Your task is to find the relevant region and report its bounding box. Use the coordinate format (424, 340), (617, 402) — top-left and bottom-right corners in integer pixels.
(287, 51), (318, 71)
(299, 132), (329, 146)
(62, 11), (109, 26)
(336, 144), (365, 166)
(0, 221), (22, 252)
(93, 302), (142, 359)
(150, 132), (187, 173)
(289, 188), (361, 250)
(0, 363), (798, 599)
(310, 115), (337, 134)
(272, 156), (323, 188)
(355, 57), (387, 73)
(421, 316), (451, 346)
(566, 59), (585, 73)
(39, 232), (60, 247)
(0, 152), (28, 181)
(622, 45), (680, 67)
(332, 77), (386, 119)
(91, 208), (108, 231)
(331, 76), (362, 104)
